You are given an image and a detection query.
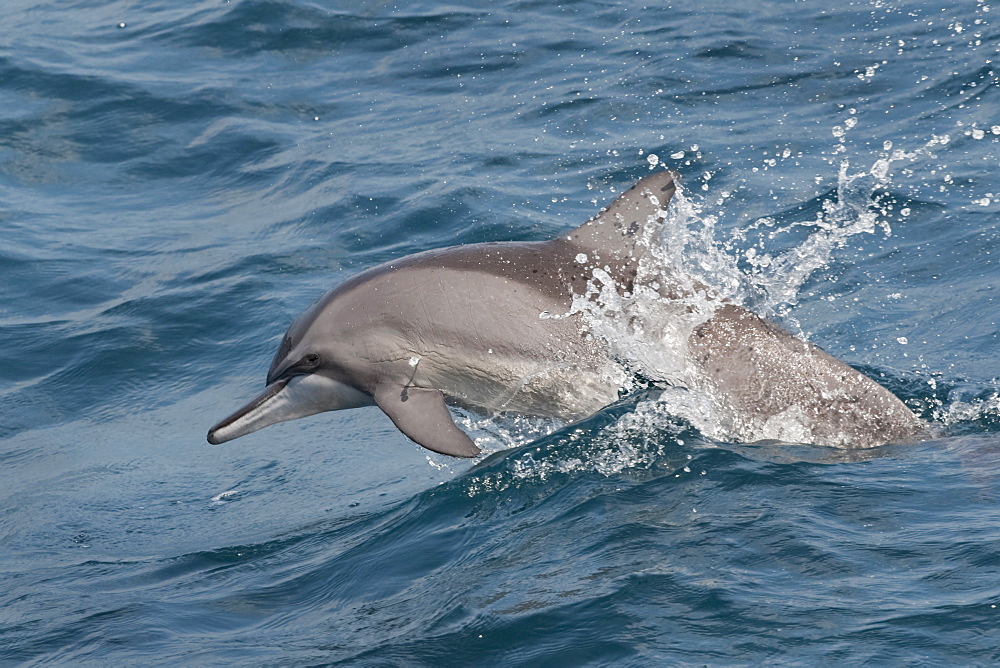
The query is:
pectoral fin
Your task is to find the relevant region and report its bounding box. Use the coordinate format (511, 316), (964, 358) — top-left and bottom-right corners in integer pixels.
(374, 385), (481, 458)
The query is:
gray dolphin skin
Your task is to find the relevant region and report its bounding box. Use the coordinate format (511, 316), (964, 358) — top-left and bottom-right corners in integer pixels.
(207, 171), (923, 456)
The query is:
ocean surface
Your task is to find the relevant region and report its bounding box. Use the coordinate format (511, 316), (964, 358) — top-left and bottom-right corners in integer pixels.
(2, 0), (999, 664)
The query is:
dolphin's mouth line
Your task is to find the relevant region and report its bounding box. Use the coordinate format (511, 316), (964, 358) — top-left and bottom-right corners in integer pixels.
(207, 377), (290, 444)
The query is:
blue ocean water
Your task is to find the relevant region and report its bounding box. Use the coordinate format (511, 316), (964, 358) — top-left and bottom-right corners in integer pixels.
(2, 0), (999, 663)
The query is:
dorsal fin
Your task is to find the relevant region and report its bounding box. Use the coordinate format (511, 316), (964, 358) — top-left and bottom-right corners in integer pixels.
(566, 171), (678, 260)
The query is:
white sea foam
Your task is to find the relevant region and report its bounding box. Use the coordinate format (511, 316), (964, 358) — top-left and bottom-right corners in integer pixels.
(210, 489), (240, 503)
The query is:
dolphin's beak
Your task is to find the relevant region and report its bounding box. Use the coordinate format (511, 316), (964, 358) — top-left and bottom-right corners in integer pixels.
(207, 378), (292, 444)
(207, 373), (376, 444)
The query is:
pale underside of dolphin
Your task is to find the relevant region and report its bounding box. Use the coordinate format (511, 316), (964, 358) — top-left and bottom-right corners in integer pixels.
(207, 171), (924, 457)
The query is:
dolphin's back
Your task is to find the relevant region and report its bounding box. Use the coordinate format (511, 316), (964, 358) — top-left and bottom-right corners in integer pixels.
(690, 304), (925, 446)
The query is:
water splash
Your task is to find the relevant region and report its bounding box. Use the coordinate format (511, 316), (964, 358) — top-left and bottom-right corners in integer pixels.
(461, 400), (698, 495)
(932, 385), (1000, 433)
(557, 156), (930, 447)
(736, 160), (890, 310)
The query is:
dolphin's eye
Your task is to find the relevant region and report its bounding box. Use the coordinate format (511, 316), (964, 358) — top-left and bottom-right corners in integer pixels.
(303, 353), (321, 367)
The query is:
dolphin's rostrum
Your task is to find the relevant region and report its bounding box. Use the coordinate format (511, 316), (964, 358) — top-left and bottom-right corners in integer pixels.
(207, 171), (923, 456)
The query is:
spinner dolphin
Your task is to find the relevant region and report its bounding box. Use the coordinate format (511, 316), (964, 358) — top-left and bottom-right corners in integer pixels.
(207, 171), (923, 456)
